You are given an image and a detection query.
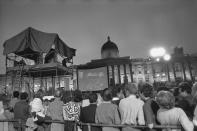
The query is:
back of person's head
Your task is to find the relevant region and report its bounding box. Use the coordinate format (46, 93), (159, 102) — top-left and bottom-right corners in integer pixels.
(112, 86), (121, 97)
(89, 93), (98, 103)
(62, 90), (72, 104)
(156, 91), (175, 109)
(112, 85), (125, 99)
(173, 87), (180, 97)
(13, 91), (20, 98)
(102, 88), (112, 101)
(140, 83), (153, 98)
(34, 89), (44, 99)
(73, 90), (82, 102)
(179, 82), (191, 94)
(55, 89), (62, 98)
(125, 83), (138, 95)
(82, 92), (90, 100)
(20, 92), (28, 100)
(138, 81), (144, 93)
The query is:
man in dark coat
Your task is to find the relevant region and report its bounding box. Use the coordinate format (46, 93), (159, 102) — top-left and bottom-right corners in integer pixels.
(14, 92), (30, 131)
(80, 92), (101, 131)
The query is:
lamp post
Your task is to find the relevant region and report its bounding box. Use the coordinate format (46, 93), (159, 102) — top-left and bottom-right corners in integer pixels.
(150, 47), (167, 82)
(164, 54), (171, 82)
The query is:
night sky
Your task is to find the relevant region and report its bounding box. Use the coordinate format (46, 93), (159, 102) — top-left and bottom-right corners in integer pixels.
(0, 0), (197, 74)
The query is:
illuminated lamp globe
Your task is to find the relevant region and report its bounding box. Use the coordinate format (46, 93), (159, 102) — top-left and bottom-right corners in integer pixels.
(156, 58), (160, 62)
(163, 54), (171, 61)
(150, 47), (166, 58)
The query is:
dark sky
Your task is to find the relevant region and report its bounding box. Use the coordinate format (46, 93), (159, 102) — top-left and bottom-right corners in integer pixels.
(0, 0), (197, 74)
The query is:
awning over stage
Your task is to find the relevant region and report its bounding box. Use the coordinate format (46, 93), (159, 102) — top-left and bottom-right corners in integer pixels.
(3, 27), (76, 60)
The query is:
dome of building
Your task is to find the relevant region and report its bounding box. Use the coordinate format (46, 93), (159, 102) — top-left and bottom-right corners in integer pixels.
(101, 36), (119, 59)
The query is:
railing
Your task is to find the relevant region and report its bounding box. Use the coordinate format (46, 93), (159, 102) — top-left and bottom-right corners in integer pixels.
(77, 122), (181, 131)
(0, 119), (24, 131)
(0, 119), (183, 131)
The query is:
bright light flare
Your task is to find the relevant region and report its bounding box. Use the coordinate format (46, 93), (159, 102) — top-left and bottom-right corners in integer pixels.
(156, 58), (160, 62)
(163, 54), (171, 61)
(156, 74), (160, 77)
(150, 47), (166, 57)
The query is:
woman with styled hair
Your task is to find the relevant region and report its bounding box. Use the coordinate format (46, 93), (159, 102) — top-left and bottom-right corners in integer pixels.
(156, 91), (193, 131)
(95, 88), (121, 131)
(62, 90), (82, 131)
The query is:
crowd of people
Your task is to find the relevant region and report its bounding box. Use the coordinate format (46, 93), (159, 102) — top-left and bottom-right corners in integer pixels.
(0, 81), (197, 131)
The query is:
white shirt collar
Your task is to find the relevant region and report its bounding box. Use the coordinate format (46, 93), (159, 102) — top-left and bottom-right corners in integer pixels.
(128, 94), (136, 98)
(112, 97), (120, 101)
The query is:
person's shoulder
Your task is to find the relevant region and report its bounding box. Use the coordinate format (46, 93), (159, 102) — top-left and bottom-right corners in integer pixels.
(110, 102), (118, 107)
(82, 104), (94, 111)
(144, 99), (154, 106)
(82, 104), (91, 109)
(119, 97), (127, 104)
(14, 100), (21, 106)
(143, 100), (150, 107)
(137, 98), (144, 105)
(63, 101), (71, 107)
(173, 107), (185, 113)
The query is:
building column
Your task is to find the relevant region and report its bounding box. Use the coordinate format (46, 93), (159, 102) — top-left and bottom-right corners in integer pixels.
(129, 63), (133, 82)
(151, 62), (155, 82)
(172, 62), (177, 81)
(166, 63), (171, 82)
(45, 77), (48, 91)
(123, 64), (128, 84)
(111, 65), (115, 86)
(117, 65), (121, 84)
(187, 59), (194, 82)
(76, 68), (79, 90)
(107, 66), (110, 87)
(58, 75), (61, 88)
(52, 76), (55, 95)
(40, 72), (43, 90)
(181, 62), (186, 81)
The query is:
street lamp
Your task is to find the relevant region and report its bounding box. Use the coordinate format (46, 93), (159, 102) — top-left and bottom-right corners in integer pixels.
(163, 54), (171, 82)
(150, 47), (168, 82)
(164, 54), (171, 61)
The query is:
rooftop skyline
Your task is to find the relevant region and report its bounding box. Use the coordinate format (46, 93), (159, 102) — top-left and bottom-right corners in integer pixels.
(0, 0), (197, 74)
